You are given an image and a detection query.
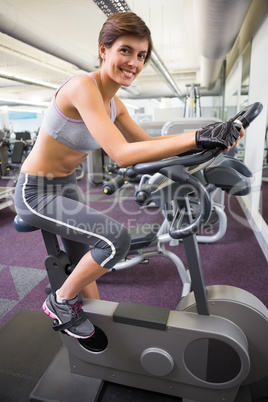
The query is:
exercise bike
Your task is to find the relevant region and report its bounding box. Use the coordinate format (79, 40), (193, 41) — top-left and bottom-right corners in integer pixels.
(100, 129), (241, 284)
(103, 117), (243, 251)
(14, 103), (268, 402)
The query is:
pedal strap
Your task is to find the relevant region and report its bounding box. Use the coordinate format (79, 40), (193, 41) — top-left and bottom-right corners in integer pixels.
(52, 313), (87, 332)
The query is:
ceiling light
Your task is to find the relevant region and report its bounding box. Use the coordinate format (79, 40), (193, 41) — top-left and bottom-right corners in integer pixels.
(0, 97), (49, 107)
(93, 0), (130, 16)
(0, 71), (58, 89)
(0, 106), (46, 114)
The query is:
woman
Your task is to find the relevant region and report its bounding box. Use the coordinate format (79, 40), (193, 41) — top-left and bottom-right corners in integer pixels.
(14, 12), (244, 339)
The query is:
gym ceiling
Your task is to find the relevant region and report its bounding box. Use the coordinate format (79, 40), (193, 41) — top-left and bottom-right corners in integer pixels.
(0, 0), (264, 113)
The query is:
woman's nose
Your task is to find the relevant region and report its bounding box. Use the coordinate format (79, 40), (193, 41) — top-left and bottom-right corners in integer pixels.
(127, 55), (138, 68)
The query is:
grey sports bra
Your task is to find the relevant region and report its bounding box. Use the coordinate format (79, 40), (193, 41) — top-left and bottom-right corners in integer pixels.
(41, 73), (117, 154)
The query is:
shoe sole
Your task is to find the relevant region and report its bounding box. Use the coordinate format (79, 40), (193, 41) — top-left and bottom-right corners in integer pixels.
(42, 300), (95, 339)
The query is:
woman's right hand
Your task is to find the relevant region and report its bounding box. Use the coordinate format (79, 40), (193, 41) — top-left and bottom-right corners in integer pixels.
(195, 121), (242, 150)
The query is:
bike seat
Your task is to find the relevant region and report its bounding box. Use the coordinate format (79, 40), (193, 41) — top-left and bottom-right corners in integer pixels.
(13, 215), (39, 232)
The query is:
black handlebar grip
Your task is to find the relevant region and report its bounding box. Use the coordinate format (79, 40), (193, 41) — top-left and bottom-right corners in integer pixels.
(103, 176), (125, 195)
(125, 166), (138, 179)
(230, 102), (263, 129)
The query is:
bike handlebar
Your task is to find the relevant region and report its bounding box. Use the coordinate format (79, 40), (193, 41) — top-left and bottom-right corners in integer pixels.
(133, 102), (262, 239)
(133, 102), (263, 176)
(103, 103), (262, 239)
(103, 175), (125, 195)
(229, 102), (263, 129)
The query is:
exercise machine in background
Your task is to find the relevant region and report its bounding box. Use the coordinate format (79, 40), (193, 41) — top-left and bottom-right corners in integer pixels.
(0, 129), (34, 210)
(184, 84), (202, 118)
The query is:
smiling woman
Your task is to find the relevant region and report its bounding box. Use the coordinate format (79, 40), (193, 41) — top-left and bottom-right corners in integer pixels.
(14, 11), (244, 340)
(97, 11), (153, 67)
(99, 36), (149, 86)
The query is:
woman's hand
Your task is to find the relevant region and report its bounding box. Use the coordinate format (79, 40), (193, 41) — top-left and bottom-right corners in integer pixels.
(223, 123), (245, 153)
(195, 121), (244, 151)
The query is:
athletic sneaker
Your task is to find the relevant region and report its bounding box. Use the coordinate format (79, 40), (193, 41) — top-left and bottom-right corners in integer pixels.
(43, 292), (95, 339)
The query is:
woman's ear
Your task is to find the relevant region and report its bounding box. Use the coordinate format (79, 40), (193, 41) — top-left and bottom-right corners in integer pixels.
(99, 43), (106, 62)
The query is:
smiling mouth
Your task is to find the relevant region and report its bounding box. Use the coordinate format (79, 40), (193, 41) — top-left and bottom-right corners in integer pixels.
(120, 68), (134, 78)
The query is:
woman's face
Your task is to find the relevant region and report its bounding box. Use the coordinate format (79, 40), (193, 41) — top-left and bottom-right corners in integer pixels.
(100, 35), (148, 86)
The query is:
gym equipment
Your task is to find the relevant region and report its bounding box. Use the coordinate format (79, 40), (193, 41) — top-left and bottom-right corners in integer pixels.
(184, 84), (191, 118)
(87, 149), (103, 185)
(103, 117), (232, 246)
(14, 103), (268, 402)
(0, 129), (26, 209)
(0, 186), (14, 210)
(101, 154), (225, 291)
(162, 117), (236, 244)
(0, 129), (33, 180)
(194, 84), (201, 118)
(131, 157), (228, 244)
(99, 121), (228, 287)
(102, 167), (191, 298)
(184, 84), (202, 118)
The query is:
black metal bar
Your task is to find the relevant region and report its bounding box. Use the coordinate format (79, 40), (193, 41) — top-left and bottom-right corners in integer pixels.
(183, 234), (209, 315)
(41, 230), (60, 256)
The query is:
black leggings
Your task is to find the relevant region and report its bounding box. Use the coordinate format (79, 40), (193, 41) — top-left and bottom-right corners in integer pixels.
(14, 172), (131, 269)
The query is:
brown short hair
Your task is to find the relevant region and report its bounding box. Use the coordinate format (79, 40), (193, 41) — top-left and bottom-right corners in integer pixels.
(98, 12), (153, 66)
